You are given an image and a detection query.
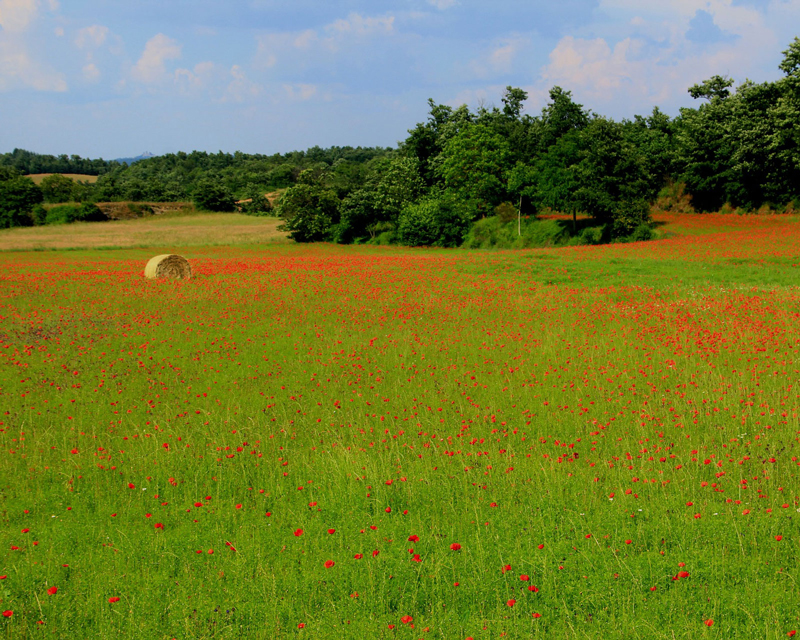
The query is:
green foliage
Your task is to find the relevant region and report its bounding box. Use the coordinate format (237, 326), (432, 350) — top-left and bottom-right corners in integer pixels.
(44, 203), (105, 225)
(397, 194), (474, 247)
(276, 184), (340, 242)
(127, 203), (155, 217)
(0, 177), (43, 228)
(494, 202), (518, 223)
(436, 123), (512, 211)
(39, 173), (78, 203)
(688, 75), (734, 101)
(193, 180), (236, 212)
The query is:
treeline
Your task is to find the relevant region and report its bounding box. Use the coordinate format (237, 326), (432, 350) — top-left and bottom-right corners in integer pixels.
(2, 37), (799, 246)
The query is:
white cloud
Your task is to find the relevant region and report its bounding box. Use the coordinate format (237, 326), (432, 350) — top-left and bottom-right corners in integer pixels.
(283, 83), (317, 101)
(255, 13), (396, 68)
(0, 38), (66, 91)
(222, 64), (262, 102)
(427, 0), (458, 9)
(82, 62), (100, 82)
(324, 13), (395, 38)
(75, 24), (109, 49)
(470, 36), (528, 77)
(132, 33), (182, 83)
(174, 60), (218, 92)
(0, 0), (38, 31)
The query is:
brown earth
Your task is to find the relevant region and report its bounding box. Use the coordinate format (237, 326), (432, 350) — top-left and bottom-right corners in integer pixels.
(27, 173), (99, 184)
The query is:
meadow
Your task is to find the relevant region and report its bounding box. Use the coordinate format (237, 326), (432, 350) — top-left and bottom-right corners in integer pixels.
(1, 212), (799, 638)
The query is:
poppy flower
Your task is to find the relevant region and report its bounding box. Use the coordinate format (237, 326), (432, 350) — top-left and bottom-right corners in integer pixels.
(372, 550), (380, 557)
(704, 619), (714, 627)
(775, 535), (783, 541)
(354, 553), (363, 559)
(327, 529), (336, 534)
(528, 585), (539, 592)
(450, 543), (462, 551)
(324, 560), (335, 568)
(520, 574), (530, 581)
(532, 613), (542, 619)
(401, 615), (413, 624)
(297, 623), (306, 629)
(47, 586), (58, 595)
(2, 611), (12, 618)
(108, 597), (120, 603)
(408, 535), (419, 542)
(294, 529), (303, 537)
(507, 599), (516, 607)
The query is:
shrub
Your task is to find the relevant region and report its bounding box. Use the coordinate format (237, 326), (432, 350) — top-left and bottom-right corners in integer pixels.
(397, 195), (474, 248)
(494, 201), (518, 223)
(628, 222), (655, 242)
(0, 177), (43, 228)
(193, 180), (236, 212)
(276, 184), (339, 242)
(45, 205), (81, 225)
(127, 203), (155, 217)
(611, 199), (651, 237)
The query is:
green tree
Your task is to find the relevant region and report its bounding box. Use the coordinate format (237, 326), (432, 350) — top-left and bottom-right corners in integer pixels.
(688, 75), (735, 101)
(436, 123), (512, 212)
(192, 180), (236, 212)
(0, 177), (43, 228)
(39, 174), (77, 203)
(396, 193), (475, 247)
(276, 184), (339, 242)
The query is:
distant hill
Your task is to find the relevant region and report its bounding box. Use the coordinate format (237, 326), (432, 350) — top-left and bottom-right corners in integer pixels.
(114, 152), (156, 165)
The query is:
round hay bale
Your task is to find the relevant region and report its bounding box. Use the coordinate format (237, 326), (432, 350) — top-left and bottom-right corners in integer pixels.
(144, 254), (192, 280)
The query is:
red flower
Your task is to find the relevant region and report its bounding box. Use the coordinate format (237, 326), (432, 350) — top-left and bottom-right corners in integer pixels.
(401, 615), (413, 624)
(450, 543), (461, 551)
(108, 597), (120, 603)
(408, 535), (419, 542)
(704, 619), (714, 627)
(235, 504), (242, 509)
(372, 549), (380, 557)
(537, 544), (544, 549)
(519, 574), (530, 581)
(47, 586), (58, 596)
(501, 564), (511, 573)
(775, 535), (783, 541)
(297, 623), (305, 629)
(354, 553), (363, 559)
(294, 528), (303, 537)
(787, 631), (796, 637)
(154, 523), (164, 529)
(324, 560), (335, 568)
(385, 507), (391, 513)
(625, 540), (632, 545)
(327, 529), (336, 535)
(528, 585), (539, 592)
(532, 613), (542, 619)
(21, 529), (29, 533)
(2, 611), (12, 618)
(128, 483), (135, 489)
(507, 599), (516, 607)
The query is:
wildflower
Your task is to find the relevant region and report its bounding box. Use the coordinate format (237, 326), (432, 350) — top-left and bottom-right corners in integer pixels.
(324, 560), (335, 568)
(47, 586), (58, 595)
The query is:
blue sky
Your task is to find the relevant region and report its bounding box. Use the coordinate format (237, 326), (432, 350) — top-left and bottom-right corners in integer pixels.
(0, 0), (797, 158)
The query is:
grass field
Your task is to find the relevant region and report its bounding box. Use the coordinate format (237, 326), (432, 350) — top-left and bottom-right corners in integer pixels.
(1, 213), (799, 638)
(0, 213), (289, 252)
(26, 174), (99, 185)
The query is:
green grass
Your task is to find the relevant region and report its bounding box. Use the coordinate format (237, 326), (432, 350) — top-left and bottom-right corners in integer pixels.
(1, 215), (800, 638)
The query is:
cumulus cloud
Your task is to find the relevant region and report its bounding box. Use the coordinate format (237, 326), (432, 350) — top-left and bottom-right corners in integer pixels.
(82, 62), (100, 82)
(282, 83), (317, 101)
(470, 36), (528, 77)
(132, 33), (182, 84)
(0, 0), (38, 31)
(255, 13), (396, 69)
(0, 38), (66, 91)
(75, 24), (109, 49)
(222, 64), (262, 102)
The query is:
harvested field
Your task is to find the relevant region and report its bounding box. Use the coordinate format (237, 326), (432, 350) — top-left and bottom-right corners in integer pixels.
(27, 173), (99, 184)
(0, 213), (289, 251)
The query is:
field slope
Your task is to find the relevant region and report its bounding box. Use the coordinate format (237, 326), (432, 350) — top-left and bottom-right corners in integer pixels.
(0, 213), (799, 639)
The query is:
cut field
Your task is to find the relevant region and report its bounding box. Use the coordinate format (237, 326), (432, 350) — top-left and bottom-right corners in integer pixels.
(1, 213), (800, 639)
(26, 174), (99, 185)
(0, 213), (289, 252)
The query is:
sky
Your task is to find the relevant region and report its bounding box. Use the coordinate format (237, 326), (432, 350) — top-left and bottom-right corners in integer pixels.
(0, 0), (798, 158)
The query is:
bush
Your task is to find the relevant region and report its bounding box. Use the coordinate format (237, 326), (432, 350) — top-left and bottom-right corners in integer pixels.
(628, 223), (655, 242)
(397, 195), (474, 248)
(239, 194), (273, 216)
(580, 225), (606, 245)
(611, 199), (651, 237)
(45, 205), (81, 225)
(127, 203), (155, 217)
(0, 177), (43, 228)
(30, 204), (47, 226)
(276, 184), (340, 242)
(463, 216), (574, 249)
(193, 180), (236, 212)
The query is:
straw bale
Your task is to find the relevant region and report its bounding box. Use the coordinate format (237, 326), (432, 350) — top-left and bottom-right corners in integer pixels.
(144, 254), (192, 280)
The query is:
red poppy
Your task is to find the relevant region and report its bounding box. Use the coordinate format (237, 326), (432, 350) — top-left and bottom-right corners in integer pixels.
(520, 574), (530, 581)
(47, 586), (58, 596)
(507, 599), (516, 607)
(324, 560), (335, 568)
(372, 550), (380, 557)
(401, 615), (413, 624)
(501, 564), (511, 573)
(294, 529), (303, 537)
(408, 535), (419, 542)
(2, 611), (12, 618)
(108, 597), (120, 603)
(450, 543), (461, 551)
(327, 529), (336, 534)
(704, 619), (714, 627)
(354, 553), (363, 559)
(154, 523), (164, 529)
(528, 585), (539, 592)
(297, 623), (305, 629)
(776, 535), (783, 541)
(128, 483), (135, 489)
(532, 613), (542, 619)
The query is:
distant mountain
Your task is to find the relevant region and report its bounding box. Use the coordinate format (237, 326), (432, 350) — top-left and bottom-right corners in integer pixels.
(114, 152), (156, 165)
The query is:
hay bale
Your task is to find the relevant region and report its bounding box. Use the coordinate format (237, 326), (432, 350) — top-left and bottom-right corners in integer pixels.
(144, 254), (192, 280)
